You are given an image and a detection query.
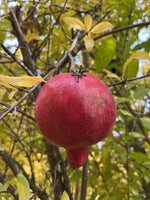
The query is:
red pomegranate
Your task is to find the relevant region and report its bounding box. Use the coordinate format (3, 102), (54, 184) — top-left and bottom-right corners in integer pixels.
(35, 72), (116, 168)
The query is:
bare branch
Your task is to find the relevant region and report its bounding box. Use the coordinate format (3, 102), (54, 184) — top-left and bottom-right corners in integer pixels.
(1, 43), (34, 76)
(80, 149), (89, 200)
(94, 21), (150, 41)
(9, 8), (37, 75)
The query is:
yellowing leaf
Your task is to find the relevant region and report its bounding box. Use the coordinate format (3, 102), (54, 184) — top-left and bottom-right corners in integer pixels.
(61, 191), (69, 200)
(63, 17), (86, 30)
(84, 14), (92, 32)
(104, 69), (121, 81)
(0, 75), (45, 89)
(91, 21), (114, 34)
(90, 0), (98, 3)
(122, 51), (150, 79)
(9, 90), (17, 100)
(25, 33), (41, 42)
(17, 173), (30, 200)
(83, 35), (95, 52)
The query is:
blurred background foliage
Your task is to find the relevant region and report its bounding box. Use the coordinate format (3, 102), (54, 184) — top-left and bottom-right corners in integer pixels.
(0, 0), (150, 199)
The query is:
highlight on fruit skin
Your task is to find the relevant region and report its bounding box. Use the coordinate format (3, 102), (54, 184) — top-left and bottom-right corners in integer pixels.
(34, 72), (116, 168)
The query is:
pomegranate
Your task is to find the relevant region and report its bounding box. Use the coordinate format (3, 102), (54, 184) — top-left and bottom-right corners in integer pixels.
(35, 72), (116, 168)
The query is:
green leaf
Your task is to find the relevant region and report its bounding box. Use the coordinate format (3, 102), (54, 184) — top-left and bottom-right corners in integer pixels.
(17, 173), (30, 200)
(118, 109), (133, 117)
(131, 132), (144, 139)
(129, 183), (139, 196)
(122, 51), (150, 79)
(61, 191), (69, 200)
(141, 117), (150, 129)
(94, 37), (116, 72)
(127, 60), (139, 78)
(131, 152), (149, 164)
(70, 170), (82, 182)
(134, 86), (148, 99)
(115, 96), (129, 104)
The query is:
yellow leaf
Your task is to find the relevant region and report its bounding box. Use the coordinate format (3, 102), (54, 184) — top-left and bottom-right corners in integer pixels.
(83, 35), (95, 52)
(122, 52), (150, 79)
(104, 69), (121, 81)
(90, 0), (98, 3)
(9, 90), (17, 100)
(63, 17), (86, 30)
(84, 14), (92, 32)
(91, 21), (114, 34)
(25, 33), (41, 42)
(0, 75), (45, 89)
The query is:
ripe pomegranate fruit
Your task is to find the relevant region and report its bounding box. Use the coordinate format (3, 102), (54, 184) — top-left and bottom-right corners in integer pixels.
(35, 72), (116, 168)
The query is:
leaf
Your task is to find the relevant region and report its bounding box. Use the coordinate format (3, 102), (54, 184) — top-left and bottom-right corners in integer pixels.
(61, 191), (69, 200)
(84, 14), (92, 32)
(91, 21), (114, 34)
(63, 17), (86, 30)
(134, 86), (148, 99)
(17, 173), (30, 200)
(118, 109), (133, 117)
(114, 96), (129, 104)
(127, 60), (139, 78)
(83, 35), (95, 51)
(0, 75), (45, 89)
(141, 117), (150, 129)
(122, 51), (150, 79)
(25, 33), (41, 42)
(104, 69), (121, 81)
(129, 183), (139, 196)
(131, 132), (144, 139)
(95, 37), (116, 71)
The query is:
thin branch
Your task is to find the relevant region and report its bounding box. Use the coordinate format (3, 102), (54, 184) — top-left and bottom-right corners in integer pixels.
(80, 149), (89, 200)
(0, 149), (49, 200)
(55, 147), (73, 200)
(1, 43), (34, 76)
(108, 74), (150, 87)
(94, 21), (150, 41)
(9, 8), (37, 75)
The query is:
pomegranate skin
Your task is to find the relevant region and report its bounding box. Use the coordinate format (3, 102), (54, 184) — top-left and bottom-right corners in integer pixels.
(35, 73), (116, 168)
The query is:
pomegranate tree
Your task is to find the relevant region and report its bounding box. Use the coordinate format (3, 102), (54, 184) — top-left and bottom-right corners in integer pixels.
(35, 72), (116, 168)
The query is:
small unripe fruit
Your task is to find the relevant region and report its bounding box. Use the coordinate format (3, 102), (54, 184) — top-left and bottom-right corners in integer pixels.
(35, 72), (116, 168)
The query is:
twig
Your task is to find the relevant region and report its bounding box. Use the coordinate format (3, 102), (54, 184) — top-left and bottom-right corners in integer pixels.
(80, 149), (89, 200)
(108, 74), (150, 87)
(0, 149), (49, 200)
(94, 21), (150, 41)
(55, 147), (73, 200)
(1, 43), (34, 76)
(9, 8), (36, 75)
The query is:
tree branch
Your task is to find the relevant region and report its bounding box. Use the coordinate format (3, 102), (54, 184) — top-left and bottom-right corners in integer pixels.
(9, 7), (37, 75)
(0, 149), (49, 200)
(0, 171), (18, 199)
(94, 21), (150, 41)
(1, 43), (34, 76)
(80, 149), (89, 200)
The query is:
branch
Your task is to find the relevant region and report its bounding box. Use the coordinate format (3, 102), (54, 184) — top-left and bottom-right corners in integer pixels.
(0, 171), (18, 199)
(0, 149), (49, 200)
(0, 31), (81, 120)
(94, 21), (150, 41)
(1, 44), (34, 76)
(108, 74), (150, 87)
(0, 100), (35, 121)
(9, 8), (37, 75)
(80, 149), (89, 200)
